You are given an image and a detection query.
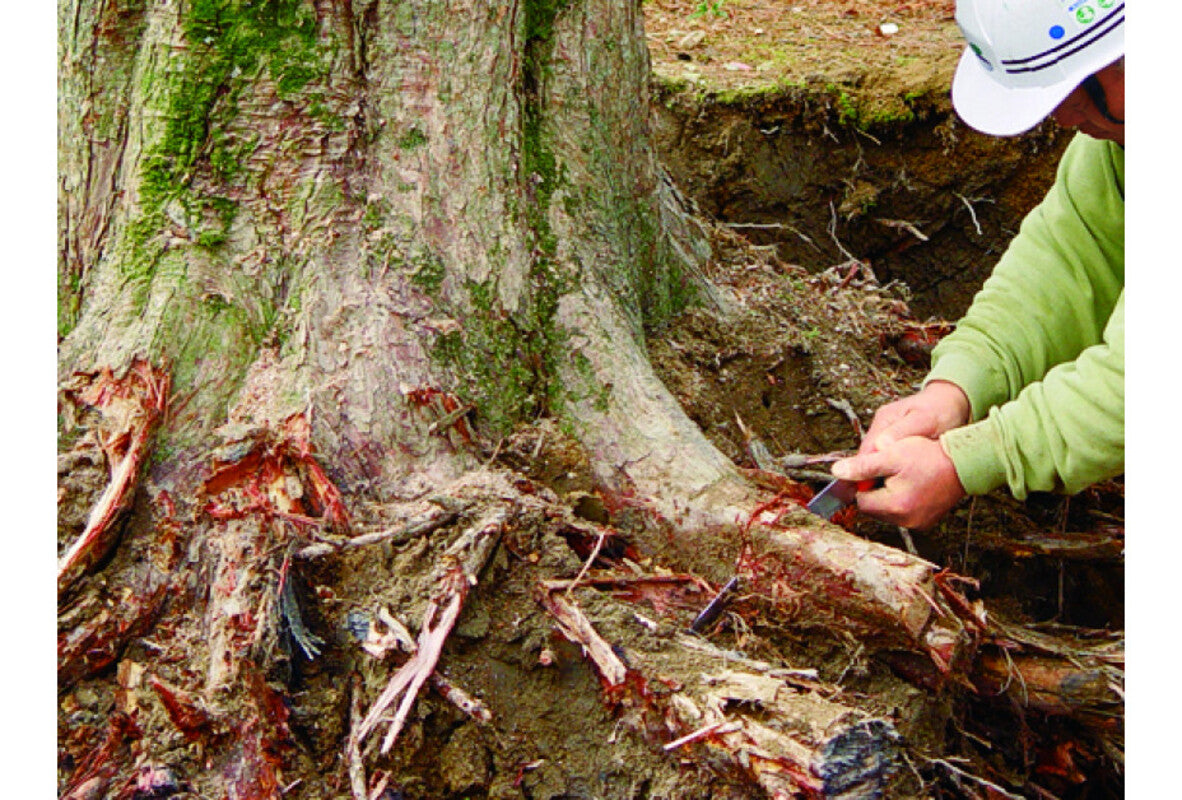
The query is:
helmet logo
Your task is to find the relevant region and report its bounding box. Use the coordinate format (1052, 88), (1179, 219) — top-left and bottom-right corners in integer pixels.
(1097, 0), (1115, 8)
(1076, 5), (1096, 24)
(969, 42), (994, 71)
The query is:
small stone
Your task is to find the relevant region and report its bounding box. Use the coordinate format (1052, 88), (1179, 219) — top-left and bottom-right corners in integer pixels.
(678, 30), (706, 50)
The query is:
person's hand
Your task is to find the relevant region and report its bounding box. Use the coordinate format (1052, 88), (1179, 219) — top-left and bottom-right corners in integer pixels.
(832, 435), (966, 530)
(858, 380), (971, 455)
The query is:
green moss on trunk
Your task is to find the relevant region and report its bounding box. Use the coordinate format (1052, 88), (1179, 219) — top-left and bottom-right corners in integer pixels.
(432, 0), (578, 435)
(127, 0), (326, 291)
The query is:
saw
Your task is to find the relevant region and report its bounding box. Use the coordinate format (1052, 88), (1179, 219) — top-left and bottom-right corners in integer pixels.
(805, 477), (879, 521)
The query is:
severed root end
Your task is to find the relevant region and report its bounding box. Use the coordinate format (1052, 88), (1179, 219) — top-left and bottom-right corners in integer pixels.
(814, 718), (902, 800)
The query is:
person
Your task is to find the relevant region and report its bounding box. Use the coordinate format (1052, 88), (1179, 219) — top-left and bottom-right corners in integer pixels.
(831, 0), (1125, 529)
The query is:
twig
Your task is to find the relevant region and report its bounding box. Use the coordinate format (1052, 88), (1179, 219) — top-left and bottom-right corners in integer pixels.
(530, 427), (547, 460)
(1000, 646), (1030, 705)
(875, 218), (929, 242)
(835, 641), (865, 684)
(662, 721), (742, 752)
(366, 773), (390, 800)
(297, 502), (467, 558)
(536, 584), (628, 686)
(430, 673), (492, 724)
(358, 508), (507, 753)
(854, 127), (882, 146)
(356, 590), (465, 753)
(929, 758), (1025, 800)
(426, 402), (475, 436)
(962, 496), (977, 570)
(954, 192), (992, 236)
(346, 675), (367, 800)
(357, 607), (416, 659)
(897, 526), (918, 556)
(481, 436), (505, 469)
(826, 397), (865, 439)
(900, 752), (931, 795)
(724, 221), (821, 251)
(566, 525), (610, 596)
(674, 634), (822, 685)
(827, 201), (857, 262)
(781, 468), (840, 483)
(774, 451), (853, 469)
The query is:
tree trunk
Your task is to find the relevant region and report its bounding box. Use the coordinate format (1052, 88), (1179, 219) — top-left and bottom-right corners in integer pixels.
(58, 2), (979, 797)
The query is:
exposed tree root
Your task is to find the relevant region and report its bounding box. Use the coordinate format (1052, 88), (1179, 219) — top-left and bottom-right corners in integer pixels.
(357, 505), (510, 753)
(58, 585), (169, 690)
(57, 358), (169, 594)
(537, 571), (906, 798)
(974, 622), (1124, 733)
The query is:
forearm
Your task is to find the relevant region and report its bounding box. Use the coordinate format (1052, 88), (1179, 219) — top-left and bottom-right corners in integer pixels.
(926, 135), (1124, 420)
(939, 294), (1124, 498)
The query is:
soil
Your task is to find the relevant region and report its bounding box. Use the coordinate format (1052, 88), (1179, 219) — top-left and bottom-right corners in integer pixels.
(57, 3), (1123, 799)
(644, 0), (1068, 320)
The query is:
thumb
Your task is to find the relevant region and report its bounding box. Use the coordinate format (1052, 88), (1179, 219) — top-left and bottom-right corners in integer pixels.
(831, 453), (886, 483)
(867, 429), (899, 453)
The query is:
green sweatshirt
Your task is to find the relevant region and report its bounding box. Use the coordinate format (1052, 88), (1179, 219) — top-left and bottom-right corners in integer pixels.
(925, 133), (1124, 499)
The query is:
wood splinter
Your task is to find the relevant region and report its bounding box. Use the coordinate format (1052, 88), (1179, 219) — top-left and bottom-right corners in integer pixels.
(536, 581), (628, 687)
(357, 506), (507, 753)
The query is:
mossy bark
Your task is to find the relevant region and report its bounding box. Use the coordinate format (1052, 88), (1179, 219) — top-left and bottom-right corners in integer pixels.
(59, 0), (730, 507)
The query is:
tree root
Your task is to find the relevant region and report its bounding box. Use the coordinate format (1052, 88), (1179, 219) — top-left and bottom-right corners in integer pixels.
(357, 505), (509, 753)
(536, 573), (907, 799)
(57, 358), (170, 594)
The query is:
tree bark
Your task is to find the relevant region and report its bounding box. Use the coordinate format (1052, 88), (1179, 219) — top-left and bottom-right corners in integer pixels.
(58, 2), (980, 797)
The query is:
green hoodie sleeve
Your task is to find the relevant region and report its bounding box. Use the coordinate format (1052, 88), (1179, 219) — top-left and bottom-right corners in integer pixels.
(924, 134), (1124, 498)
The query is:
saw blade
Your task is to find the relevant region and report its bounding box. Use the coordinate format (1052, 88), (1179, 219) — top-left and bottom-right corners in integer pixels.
(805, 478), (860, 520)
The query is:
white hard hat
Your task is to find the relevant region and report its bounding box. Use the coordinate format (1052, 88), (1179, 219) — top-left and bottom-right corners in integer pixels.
(952, 0), (1125, 136)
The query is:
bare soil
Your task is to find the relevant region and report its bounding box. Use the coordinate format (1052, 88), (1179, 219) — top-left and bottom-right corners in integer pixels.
(644, 0), (1068, 320)
(57, 3), (1123, 799)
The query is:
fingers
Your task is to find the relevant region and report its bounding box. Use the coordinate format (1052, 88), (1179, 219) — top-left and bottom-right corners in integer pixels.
(859, 399), (939, 455)
(859, 382), (972, 454)
(838, 437), (966, 530)
(831, 451), (887, 483)
(842, 384), (972, 527)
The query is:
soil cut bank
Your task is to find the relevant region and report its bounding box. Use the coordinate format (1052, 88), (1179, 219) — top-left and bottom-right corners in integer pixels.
(57, 2), (1122, 799)
(645, 0), (1069, 320)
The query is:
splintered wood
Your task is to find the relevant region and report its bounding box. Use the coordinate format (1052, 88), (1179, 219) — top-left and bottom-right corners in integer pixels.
(357, 505), (509, 753)
(685, 664), (902, 799)
(58, 358), (170, 593)
(536, 581), (629, 686)
(536, 573), (904, 799)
